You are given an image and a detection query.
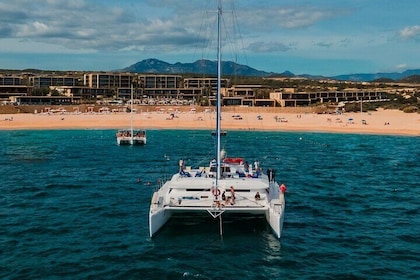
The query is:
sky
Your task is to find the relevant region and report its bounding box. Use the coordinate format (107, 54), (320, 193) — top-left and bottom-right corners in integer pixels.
(0, 0), (419, 76)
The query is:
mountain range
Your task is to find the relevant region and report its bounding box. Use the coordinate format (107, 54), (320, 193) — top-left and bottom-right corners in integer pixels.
(121, 58), (273, 77)
(120, 58), (420, 82)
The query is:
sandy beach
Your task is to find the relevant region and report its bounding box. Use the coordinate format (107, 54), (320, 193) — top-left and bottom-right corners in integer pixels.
(1, 107), (419, 136)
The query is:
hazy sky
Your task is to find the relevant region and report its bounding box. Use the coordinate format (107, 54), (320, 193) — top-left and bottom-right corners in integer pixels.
(0, 0), (419, 76)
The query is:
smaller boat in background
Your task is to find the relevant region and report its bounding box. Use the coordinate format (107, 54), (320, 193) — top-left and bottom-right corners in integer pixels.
(116, 84), (147, 145)
(211, 130), (227, 136)
(116, 129), (146, 145)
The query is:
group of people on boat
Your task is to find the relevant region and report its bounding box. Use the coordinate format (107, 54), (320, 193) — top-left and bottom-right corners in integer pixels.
(212, 185), (236, 206)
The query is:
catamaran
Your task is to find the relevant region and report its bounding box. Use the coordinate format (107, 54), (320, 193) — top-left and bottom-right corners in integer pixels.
(116, 84), (147, 145)
(149, 1), (286, 238)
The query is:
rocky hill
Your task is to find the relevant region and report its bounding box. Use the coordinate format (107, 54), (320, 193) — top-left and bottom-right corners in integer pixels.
(119, 58), (420, 82)
(120, 58), (276, 77)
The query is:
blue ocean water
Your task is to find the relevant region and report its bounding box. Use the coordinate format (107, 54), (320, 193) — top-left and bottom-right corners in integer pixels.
(1, 129), (419, 279)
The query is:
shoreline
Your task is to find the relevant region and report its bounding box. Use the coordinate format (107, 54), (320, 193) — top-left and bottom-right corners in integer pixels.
(1, 108), (419, 136)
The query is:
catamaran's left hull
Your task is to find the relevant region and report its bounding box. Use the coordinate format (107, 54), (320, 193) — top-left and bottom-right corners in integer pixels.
(149, 208), (172, 238)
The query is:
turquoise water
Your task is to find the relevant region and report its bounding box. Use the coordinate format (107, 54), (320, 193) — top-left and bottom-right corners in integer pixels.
(1, 130), (419, 279)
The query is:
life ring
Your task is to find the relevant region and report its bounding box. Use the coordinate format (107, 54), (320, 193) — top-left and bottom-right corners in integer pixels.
(212, 188), (221, 196)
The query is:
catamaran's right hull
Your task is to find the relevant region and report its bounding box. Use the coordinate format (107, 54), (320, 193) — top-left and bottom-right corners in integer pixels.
(265, 193), (286, 238)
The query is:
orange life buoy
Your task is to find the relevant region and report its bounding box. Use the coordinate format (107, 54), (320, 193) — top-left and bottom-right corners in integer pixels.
(212, 188), (221, 196)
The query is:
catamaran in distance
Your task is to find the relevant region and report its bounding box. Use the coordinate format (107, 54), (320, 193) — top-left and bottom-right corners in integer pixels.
(116, 84), (147, 145)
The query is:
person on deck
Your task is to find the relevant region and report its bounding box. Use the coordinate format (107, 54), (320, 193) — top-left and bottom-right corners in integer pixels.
(280, 183), (287, 194)
(244, 161), (249, 173)
(222, 191), (226, 202)
(230, 186), (236, 205)
(254, 160), (259, 172)
(179, 159), (184, 172)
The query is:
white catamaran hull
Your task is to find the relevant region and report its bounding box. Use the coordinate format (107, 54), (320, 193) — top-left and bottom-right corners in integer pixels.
(116, 135), (146, 145)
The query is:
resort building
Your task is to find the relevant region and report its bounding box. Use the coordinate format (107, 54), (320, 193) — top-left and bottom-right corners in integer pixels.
(0, 71), (401, 107)
(140, 75), (182, 99)
(30, 75), (82, 88)
(14, 96), (81, 105)
(270, 89), (389, 107)
(0, 75), (29, 102)
(222, 85), (275, 106)
(184, 77), (230, 93)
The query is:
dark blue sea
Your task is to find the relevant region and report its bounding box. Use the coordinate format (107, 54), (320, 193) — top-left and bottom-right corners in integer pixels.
(1, 130), (419, 279)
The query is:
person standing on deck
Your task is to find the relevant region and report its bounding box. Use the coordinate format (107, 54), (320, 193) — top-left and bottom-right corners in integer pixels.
(280, 183), (287, 194)
(230, 186), (236, 205)
(254, 160), (259, 172)
(179, 159), (184, 172)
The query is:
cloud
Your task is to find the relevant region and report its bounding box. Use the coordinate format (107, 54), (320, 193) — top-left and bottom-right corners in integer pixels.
(399, 25), (420, 40)
(395, 64), (408, 70)
(0, 0), (347, 57)
(0, 0), (212, 53)
(316, 38), (352, 49)
(316, 42), (333, 48)
(277, 9), (332, 29)
(246, 41), (292, 53)
(237, 5), (340, 32)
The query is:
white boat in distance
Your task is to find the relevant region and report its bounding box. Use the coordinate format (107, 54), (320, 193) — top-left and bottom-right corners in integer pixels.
(116, 129), (146, 145)
(149, 1), (286, 238)
(116, 85), (147, 145)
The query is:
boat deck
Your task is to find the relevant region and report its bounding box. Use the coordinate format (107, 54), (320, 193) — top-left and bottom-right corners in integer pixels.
(152, 165), (278, 212)
(149, 158), (285, 238)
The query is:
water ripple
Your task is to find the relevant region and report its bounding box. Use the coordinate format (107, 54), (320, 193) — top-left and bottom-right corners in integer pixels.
(1, 130), (419, 279)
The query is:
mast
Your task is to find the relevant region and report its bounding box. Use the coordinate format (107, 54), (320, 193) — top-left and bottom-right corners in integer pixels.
(216, 0), (222, 184)
(130, 83), (134, 145)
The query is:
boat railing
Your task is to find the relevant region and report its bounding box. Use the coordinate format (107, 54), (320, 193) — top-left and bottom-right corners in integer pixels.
(154, 174), (171, 191)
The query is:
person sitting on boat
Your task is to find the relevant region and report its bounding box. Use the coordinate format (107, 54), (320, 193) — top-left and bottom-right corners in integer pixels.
(236, 169), (245, 177)
(255, 192), (261, 200)
(244, 161), (249, 173)
(180, 169), (191, 177)
(222, 190), (226, 201)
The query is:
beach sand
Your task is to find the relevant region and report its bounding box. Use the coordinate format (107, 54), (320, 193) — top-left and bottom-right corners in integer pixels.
(1, 107), (419, 136)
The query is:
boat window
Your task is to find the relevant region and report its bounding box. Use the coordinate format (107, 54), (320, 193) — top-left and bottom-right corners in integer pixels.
(221, 166), (230, 173)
